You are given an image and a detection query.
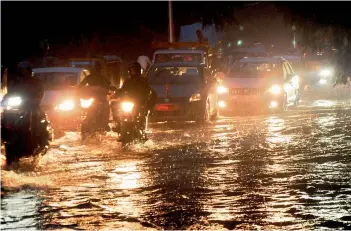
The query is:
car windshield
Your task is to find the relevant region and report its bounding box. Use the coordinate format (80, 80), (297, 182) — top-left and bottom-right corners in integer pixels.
(154, 53), (202, 64)
(229, 62), (281, 77)
(147, 66), (202, 85)
(35, 72), (78, 88)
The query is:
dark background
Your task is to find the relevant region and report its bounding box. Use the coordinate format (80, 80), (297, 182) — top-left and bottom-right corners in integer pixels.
(2, 1), (351, 71)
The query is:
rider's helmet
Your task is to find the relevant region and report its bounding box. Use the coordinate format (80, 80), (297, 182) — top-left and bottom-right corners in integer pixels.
(128, 62), (142, 79)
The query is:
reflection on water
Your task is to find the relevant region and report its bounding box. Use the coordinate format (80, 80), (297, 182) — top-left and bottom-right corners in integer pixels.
(108, 161), (141, 190)
(1, 99), (351, 230)
(266, 116), (292, 146)
(1, 191), (41, 230)
(141, 142), (213, 229)
(312, 100), (336, 108)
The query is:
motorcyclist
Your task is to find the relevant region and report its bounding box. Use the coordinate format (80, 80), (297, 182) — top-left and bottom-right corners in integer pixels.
(116, 62), (157, 111)
(10, 62), (44, 102)
(79, 62), (110, 89)
(79, 62), (111, 131)
(4, 61), (49, 147)
(113, 62), (157, 139)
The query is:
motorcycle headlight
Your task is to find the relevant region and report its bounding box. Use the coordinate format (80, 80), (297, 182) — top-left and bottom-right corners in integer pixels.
(80, 98), (94, 108)
(268, 84), (282, 95)
(55, 99), (75, 111)
(7, 96), (22, 107)
(217, 86), (229, 94)
(189, 93), (201, 102)
(121, 101), (134, 112)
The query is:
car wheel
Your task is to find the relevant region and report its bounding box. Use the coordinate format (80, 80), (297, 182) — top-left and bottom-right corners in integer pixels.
(294, 89), (300, 106)
(279, 94), (288, 113)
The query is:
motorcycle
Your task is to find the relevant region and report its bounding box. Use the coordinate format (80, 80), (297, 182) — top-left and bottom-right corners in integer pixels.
(111, 91), (149, 146)
(1, 94), (53, 166)
(79, 86), (116, 141)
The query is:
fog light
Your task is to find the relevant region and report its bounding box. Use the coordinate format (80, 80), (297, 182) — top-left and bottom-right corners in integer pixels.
(270, 101), (278, 108)
(218, 100), (226, 108)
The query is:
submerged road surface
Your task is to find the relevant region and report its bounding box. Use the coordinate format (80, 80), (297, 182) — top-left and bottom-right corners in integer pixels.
(1, 97), (351, 230)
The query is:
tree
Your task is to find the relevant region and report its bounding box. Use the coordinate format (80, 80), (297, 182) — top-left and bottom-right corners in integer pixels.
(201, 2), (351, 83)
(280, 2), (351, 83)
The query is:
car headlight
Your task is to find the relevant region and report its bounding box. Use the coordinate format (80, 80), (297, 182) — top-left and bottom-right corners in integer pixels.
(55, 99), (75, 111)
(319, 68), (332, 77)
(7, 96), (22, 107)
(217, 86), (229, 94)
(189, 93), (201, 102)
(268, 84), (281, 95)
(80, 98), (94, 108)
(319, 79), (327, 85)
(121, 101), (134, 112)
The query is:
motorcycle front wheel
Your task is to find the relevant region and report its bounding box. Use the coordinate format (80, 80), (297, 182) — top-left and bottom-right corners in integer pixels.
(5, 143), (21, 167)
(120, 123), (136, 147)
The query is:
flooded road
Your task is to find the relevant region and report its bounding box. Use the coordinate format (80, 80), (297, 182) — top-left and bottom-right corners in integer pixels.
(1, 97), (351, 230)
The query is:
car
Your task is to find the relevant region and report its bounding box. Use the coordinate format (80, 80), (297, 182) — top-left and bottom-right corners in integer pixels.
(147, 62), (219, 123)
(33, 67), (90, 137)
(216, 56), (300, 113)
(67, 57), (120, 87)
(302, 51), (336, 95)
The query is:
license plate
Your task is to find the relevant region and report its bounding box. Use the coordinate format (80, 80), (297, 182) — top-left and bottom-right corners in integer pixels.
(155, 104), (179, 111)
(231, 96), (257, 102)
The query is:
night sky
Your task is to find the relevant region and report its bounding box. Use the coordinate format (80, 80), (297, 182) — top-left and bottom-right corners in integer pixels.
(2, 1), (351, 70)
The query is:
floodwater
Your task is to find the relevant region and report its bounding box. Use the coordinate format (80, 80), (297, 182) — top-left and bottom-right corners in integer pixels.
(1, 96), (351, 230)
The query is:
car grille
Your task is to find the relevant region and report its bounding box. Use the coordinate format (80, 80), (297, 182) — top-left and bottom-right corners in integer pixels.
(230, 88), (264, 96)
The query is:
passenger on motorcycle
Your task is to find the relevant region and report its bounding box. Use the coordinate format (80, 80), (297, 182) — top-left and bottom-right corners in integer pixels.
(4, 61), (50, 146)
(79, 62), (111, 131)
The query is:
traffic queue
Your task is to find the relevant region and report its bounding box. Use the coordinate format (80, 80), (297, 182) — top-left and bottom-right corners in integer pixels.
(1, 38), (349, 168)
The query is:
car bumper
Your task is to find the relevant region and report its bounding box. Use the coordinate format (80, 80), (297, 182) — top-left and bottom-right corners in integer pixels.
(150, 101), (203, 122)
(45, 109), (81, 131)
(218, 94), (284, 112)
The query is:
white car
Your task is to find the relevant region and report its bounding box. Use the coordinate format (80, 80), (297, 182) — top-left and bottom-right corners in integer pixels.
(216, 57), (300, 113)
(33, 67), (90, 134)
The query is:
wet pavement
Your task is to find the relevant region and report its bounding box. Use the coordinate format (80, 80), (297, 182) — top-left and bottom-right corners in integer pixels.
(1, 96), (351, 230)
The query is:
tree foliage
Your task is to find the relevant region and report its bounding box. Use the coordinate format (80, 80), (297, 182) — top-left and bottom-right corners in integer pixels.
(201, 2), (351, 79)
(280, 2), (351, 79)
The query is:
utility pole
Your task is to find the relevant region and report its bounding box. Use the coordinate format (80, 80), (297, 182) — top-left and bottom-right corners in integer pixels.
(168, 0), (174, 43)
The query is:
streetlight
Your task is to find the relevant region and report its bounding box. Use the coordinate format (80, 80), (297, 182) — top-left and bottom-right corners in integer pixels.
(237, 40), (243, 46)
